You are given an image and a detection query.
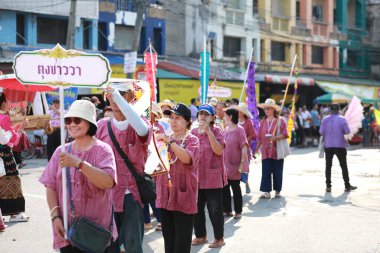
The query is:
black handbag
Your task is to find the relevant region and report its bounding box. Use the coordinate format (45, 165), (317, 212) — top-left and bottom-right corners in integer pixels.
(66, 144), (113, 253)
(107, 119), (156, 204)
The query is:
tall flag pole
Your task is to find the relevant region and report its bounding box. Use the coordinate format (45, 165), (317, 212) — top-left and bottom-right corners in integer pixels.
(287, 67), (299, 144)
(200, 37), (210, 104)
(144, 42), (157, 102)
(272, 55), (298, 137)
(239, 47), (254, 103)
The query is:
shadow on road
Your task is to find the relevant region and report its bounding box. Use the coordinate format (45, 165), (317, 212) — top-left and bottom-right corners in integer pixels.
(245, 197), (287, 218)
(298, 192), (350, 207)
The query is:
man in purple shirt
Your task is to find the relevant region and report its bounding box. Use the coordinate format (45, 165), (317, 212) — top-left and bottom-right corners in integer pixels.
(320, 104), (357, 192)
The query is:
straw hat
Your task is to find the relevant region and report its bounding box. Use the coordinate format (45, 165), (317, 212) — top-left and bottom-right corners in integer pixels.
(257, 98), (281, 111)
(151, 101), (163, 118)
(231, 103), (253, 119)
(158, 99), (175, 109)
(209, 97), (219, 106)
(65, 100), (97, 128)
(108, 78), (134, 92)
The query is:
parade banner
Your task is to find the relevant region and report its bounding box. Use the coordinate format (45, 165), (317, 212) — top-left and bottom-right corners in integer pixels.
(200, 51), (211, 104)
(374, 108), (380, 125)
(246, 61), (259, 153)
(13, 44), (111, 87)
(45, 87), (78, 110)
(287, 68), (298, 144)
(144, 51), (157, 101)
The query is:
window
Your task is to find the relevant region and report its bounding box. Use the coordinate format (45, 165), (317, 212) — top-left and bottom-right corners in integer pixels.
(114, 25), (134, 50)
(271, 41), (285, 61)
(98, 22), (107, 51)
(296, 1), (300, 22)
(223, 36), (241, 57)
(347, 50), (357, 67)
(83, 21), (91, 50)
(312, 5), (323, 22)
(16, 14), (25, 45)
(37, 17), (68, 45)
(253, 0), (258, 15)
(312, 46), (324, 64)
(153, 28), (163, 55)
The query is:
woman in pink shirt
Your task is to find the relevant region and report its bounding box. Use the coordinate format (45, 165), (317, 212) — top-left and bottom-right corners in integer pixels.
(222, 108), (248, 220)
(39, 100), (117, 252)
(235, 103), (256, 194)
(0, 92), (29, 224)
(156, 103), (199, 253)
(190, 104), (226, 248)
(255, 99), (289, 199)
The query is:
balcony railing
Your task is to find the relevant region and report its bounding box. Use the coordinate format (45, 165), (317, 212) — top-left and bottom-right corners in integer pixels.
(272, 17), (289, 32)
(312, 22), (327, 36)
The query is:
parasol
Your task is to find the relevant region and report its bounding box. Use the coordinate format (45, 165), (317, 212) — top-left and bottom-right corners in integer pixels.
(344, 96), (364, 141)
(314, 92), (352, 104)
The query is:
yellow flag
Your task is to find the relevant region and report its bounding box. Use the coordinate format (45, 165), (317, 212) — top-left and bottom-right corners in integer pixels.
(287, 103), (295, 144)
(375, 109), (380, 125)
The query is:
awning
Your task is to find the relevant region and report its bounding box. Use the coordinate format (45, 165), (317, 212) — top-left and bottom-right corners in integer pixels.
(316, 81), (380, 101)
(264, 74), (315, 86)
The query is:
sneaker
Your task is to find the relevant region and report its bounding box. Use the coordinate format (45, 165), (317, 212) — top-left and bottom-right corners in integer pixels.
(9, 213), (29, 222)
(326, 187), (331, 192)
(144, 223), (153, 230)
(345, 185), (357, 192)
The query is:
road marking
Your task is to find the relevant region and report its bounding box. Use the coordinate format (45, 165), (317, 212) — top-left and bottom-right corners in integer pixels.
(24, 193), (46, 200)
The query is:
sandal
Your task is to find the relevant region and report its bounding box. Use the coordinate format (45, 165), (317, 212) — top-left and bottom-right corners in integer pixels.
(259, 192), (271, 199)
(9, 213), (29, 222)
(233, 213), (242, 219)
(209, 238), (225, 248)
(191, 236), (208, 246)
(275, 192), (281, 198)
(155, 223), (162, 231)
(223, 212), (233, 217)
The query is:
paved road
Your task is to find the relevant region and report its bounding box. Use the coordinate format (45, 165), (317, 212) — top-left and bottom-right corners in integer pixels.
(1, 146), (380, 253)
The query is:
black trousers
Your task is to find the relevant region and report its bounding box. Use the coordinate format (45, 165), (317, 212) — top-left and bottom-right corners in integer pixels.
(222, 179), (242, 214)
(160, 209), (194, 253)
(325, 148), (350, 188)
(194, 188), (224, 240)
(47, 128), (61, 161)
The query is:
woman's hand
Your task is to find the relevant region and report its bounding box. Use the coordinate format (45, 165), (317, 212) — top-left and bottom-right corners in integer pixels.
(156, 133), (170, 144)
(60, 151), (81, 168)
(20, 118), (29, 129)
(52, 217), (65, 241)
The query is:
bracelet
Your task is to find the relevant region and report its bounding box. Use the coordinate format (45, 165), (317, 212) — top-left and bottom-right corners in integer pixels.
(77, 160), (85, 171)
(50, 206), (60, 216)
(51, 215), (62, 223)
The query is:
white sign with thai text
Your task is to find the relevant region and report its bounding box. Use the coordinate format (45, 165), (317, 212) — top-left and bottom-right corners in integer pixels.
(13, 44), (111, 87)
(123, 52), (137, 73)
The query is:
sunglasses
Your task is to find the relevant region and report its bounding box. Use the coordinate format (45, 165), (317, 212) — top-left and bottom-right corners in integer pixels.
(64, 117), (83, 125)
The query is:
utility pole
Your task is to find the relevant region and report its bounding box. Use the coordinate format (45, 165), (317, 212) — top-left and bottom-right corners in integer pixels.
(66, 0), (77, 49)
(128, 0), (147, 78)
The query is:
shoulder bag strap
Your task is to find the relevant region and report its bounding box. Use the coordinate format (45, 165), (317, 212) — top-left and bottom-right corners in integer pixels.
(66, 143), (114, 229)
(106, 119), (141, 182)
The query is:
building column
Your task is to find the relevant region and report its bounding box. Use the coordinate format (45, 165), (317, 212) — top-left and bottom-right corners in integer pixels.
(91, 20), (98, 51)
(324, 0), (334, 35)
(303, 44), (311, 66)
(261, 38), (271, 62)
(258, 0), (271, 24)
(325, 46), (333, 69)
(300, 0), (312, 29)
(336, 0), (347, 33)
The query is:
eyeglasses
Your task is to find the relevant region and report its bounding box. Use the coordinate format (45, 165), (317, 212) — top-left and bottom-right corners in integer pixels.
(64, 117), (83, 125)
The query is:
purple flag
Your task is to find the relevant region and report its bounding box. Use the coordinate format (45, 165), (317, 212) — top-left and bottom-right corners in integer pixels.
(246, 61), (259, 155)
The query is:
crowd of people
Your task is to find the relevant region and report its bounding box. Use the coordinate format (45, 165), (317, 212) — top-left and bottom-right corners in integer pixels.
(0, 86), (370, 252)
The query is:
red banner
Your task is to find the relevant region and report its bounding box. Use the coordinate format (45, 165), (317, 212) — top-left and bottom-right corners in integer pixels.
(144, 52), (157, 101)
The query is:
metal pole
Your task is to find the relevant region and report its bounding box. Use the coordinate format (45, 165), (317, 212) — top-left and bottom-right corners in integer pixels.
(203, 36), (207, 104)
(149, 42), (156, 101)
(66, 0), (77, 49)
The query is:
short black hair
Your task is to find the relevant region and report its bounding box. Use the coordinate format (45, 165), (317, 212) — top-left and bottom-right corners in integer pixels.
(86, 123), (97, 136)
(191, 98), (196, 104)
(52, 98), (60, 104)
(0, 92), (6, 108)
(225, 108), (239, 124)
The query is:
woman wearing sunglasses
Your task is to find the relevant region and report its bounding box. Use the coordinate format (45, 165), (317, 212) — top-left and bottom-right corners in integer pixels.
(190, 104), (226, 248)
(39, 100), (117, 252)
(0, 92), (29, 225)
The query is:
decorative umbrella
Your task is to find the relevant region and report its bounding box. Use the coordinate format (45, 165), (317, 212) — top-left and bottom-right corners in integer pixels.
(314, 93), (352, 104)
(0, 74), (56, 102)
